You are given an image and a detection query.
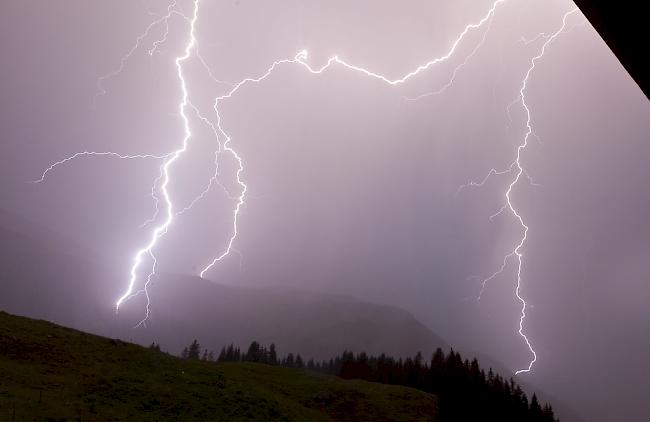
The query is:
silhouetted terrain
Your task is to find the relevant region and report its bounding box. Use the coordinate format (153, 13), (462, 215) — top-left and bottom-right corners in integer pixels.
(0, 209), (580, 421)
(0, 311), (437, 420)
(205, 339), (558, 421)
(0, 310), (562, 420)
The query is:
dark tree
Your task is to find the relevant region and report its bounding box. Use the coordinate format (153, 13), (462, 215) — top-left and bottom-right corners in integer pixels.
(245, 341), (263, 362)
(219, 344), (242, 362)
(268, 343), (278, 365)
(315, 348), (557, 422)
(285, 353), (295, 367)
(217, 346), (226, 362)
(187, 340), (201, 360)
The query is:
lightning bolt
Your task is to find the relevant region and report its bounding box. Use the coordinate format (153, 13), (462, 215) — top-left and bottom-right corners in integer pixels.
(35, 0), (583, 375)
(32, 151), (170, 184)
(510, 8), (580, 375)
(115, 0), (200, 312)
(405, 9), (496, 101)
(459, 8), (581, 374)
(94, 0), (187, 107)
(200, 0), (507, 277)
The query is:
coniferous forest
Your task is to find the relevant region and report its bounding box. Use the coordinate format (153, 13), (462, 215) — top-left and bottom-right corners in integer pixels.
(174, 340), (558, 421)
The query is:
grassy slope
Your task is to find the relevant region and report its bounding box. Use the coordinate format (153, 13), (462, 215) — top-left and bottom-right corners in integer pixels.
(0, 311), (436, 421)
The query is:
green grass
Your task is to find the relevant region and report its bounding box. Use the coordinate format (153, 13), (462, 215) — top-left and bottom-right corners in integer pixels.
(0, 311), (437, 421)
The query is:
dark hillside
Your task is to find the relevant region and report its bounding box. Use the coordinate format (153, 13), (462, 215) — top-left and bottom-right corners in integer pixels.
(0, 311), (437, 421)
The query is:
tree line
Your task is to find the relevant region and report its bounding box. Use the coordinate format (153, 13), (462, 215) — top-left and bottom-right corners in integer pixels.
(317, 348), (557, 422)
(164, 339), (558, 421)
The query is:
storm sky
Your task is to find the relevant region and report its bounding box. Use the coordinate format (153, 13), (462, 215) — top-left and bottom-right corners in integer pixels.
(2, 1), (649, 421)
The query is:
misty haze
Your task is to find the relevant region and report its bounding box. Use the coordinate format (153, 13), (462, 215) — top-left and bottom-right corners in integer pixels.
(1, 0), (648, 421)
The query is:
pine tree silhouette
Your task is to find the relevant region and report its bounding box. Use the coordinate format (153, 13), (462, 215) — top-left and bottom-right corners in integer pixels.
(187, 340), (200, 360)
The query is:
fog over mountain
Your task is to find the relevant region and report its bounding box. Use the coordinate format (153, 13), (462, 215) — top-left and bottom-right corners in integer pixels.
(0, 209), (447, 359)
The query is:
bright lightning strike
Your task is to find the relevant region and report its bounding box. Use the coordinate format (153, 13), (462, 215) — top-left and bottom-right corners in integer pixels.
(460, 8), (581, 375)
(116, 0), (200, 312)
(406, 10), (496, 101)
(510, 8), (580, 375)
(35, 0), (582, 376)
